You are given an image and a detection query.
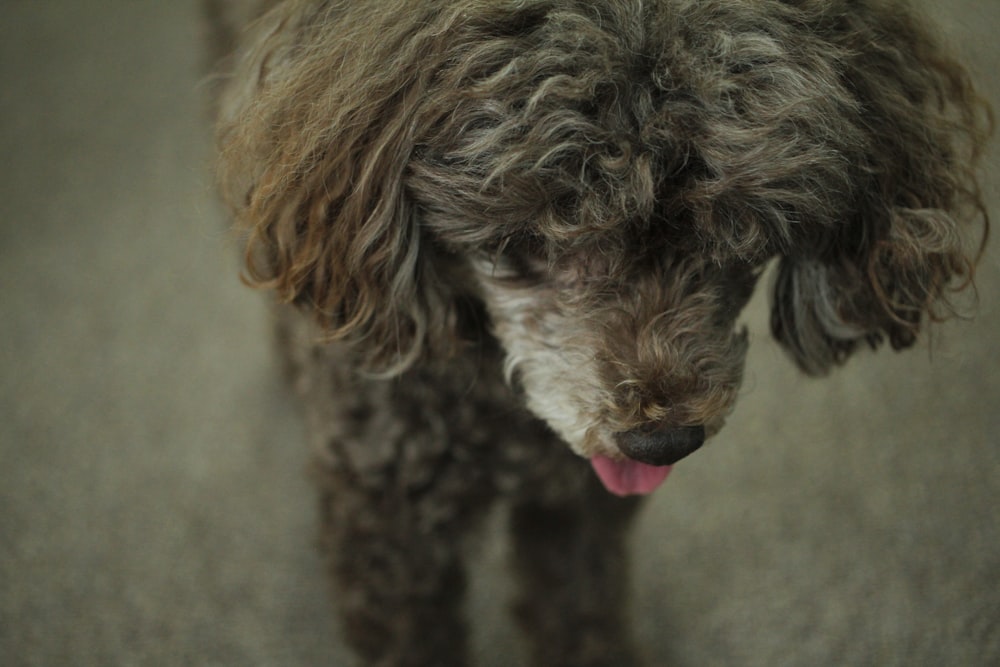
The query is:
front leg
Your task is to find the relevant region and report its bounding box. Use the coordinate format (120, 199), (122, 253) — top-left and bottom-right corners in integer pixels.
(510, 471), (644, 667)
(314, 459), (489, 667)
(288, 323), (502, 667)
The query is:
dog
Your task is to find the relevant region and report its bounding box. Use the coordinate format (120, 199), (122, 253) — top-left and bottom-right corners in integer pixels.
(209, 1), (991, 664)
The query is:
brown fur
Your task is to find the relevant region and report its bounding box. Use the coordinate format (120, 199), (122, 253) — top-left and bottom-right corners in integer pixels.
(210, 1), (990, 664)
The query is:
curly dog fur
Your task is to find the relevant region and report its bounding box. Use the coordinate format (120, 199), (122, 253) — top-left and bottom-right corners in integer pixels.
(209, 0), (990, 664)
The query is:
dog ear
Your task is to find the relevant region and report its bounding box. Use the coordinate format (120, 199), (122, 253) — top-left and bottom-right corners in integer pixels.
(216, 4), (457, 374)
(770, 6), (991, 376)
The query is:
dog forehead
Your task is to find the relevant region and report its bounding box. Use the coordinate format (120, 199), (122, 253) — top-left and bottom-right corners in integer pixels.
(406, 0), (879, 264)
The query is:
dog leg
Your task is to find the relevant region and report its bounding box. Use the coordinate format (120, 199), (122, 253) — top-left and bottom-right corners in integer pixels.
(313, 458), (493, 667)
(510, 475), (644, 667)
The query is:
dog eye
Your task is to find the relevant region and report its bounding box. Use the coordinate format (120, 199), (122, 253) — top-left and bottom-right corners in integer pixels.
(494, 233), (543, 258)
(488, 234), (551, 278)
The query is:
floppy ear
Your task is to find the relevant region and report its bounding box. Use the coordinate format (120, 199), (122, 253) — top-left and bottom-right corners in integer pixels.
(216, 3), (457, 374)
(770, 5), (991, 376)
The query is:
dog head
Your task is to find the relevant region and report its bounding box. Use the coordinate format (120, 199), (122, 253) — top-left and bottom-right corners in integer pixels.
(218, 0), (989, 493)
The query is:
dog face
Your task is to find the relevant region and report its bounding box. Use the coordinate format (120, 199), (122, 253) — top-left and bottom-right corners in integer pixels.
(218, 0), (989, 487)
(468, 247), (757, 462)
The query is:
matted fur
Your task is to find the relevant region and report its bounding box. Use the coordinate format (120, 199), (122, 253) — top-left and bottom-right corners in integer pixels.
(211, 0), (990, 664)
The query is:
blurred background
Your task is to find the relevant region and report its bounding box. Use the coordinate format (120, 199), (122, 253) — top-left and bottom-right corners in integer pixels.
(1, 1), (997, 665)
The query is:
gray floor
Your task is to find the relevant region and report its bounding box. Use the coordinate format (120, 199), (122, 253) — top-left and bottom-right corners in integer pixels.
(1, 2), (998, 666)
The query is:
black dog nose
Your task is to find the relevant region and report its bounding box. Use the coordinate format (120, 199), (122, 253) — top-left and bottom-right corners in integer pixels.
(614, 424), (706, 466)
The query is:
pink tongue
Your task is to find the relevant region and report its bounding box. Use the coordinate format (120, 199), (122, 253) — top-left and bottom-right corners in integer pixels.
(591, 456), (672, 496)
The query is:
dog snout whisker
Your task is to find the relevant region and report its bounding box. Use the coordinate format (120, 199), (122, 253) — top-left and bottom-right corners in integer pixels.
(614, 424), (705, 466)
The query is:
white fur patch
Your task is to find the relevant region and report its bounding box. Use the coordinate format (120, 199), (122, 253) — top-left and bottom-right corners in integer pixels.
(472, 259), (616, 459)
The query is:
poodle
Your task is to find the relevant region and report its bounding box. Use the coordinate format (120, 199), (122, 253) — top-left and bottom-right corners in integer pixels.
(209, 0), (991, 664)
